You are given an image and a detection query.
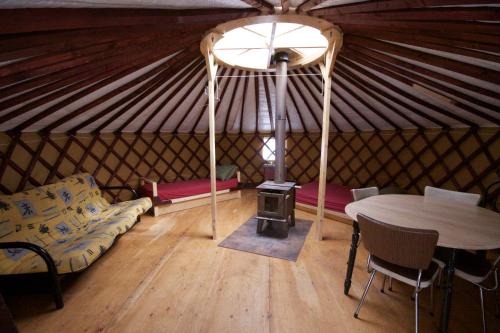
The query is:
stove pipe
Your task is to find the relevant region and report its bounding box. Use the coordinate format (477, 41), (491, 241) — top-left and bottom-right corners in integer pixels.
(274, 51), (288, 184)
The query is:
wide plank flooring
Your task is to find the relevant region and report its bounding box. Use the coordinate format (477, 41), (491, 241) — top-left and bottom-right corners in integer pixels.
(5, 190), (499, 332)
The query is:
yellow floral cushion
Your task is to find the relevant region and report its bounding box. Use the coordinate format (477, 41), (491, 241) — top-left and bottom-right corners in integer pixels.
(0, 174), (151, 274)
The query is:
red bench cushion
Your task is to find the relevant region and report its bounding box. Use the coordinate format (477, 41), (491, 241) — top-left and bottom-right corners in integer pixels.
(296, 181), (352, 213)
(141, 178), (239, 201)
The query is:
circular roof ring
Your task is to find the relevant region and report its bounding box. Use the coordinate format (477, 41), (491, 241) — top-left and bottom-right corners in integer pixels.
(201, 15), (342, 71)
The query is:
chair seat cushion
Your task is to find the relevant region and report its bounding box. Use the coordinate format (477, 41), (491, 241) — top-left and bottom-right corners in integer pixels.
(371, 255), (439, 288)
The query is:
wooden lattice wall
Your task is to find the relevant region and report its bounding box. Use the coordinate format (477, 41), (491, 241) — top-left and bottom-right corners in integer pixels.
(0, 128), (498, 199)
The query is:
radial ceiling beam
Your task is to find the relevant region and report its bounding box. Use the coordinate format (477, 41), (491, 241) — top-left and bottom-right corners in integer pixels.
(2, 45), (181, 130)
(238, 73), (250, 133)
(344, 46), (498, 112)
(0, 8), (259, 34)
(297, 0), (329, 14)
(191, 67), (233, 134)
(335, 64), (428, 129)
(241, 0), (275, 14)
(346, 43), (499, 100)
(74, 50), (198, 133)
(321, 7), (500, 22)
(297, 67), (359, 131)
(343, 47), (500, 125)
(310, 0), (497, 16)
(119, 58), (200, 133)
(139, 60), (205, 133)
(281, 0), (290, 14)
(346, 35), (500, 85)
(223, 73), (244, 133)
(338, 57), (476, 127)
(155, 67), (207, 132)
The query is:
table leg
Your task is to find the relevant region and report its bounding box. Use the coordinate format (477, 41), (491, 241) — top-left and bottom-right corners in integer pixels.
(344, 221), (360, 295)
(440, 248), (457, 333)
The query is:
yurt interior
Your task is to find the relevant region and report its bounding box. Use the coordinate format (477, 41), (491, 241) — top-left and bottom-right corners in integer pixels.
(0, 1), (499, 332)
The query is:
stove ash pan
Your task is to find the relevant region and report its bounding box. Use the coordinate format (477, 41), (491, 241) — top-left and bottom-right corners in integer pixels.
(256, 181), (296, 238)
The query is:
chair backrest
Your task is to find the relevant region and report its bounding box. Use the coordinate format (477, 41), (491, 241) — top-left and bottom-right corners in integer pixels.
(357, 214), (439, 270)
(424, 186), (480, 206)
(351, 187), (379, 201)
(481, 180), (499, 212)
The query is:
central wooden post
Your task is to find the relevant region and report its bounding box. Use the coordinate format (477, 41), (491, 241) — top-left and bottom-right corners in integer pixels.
(204, 34), (219, 240)
(316, 29), (342, 241)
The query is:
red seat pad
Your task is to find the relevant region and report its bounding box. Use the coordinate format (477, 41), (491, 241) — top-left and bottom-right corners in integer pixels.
(141, 178), (239, 201)
(296, 181), (352, 213)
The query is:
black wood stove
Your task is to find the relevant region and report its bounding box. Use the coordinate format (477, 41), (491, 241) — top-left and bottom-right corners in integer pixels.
(256, 181), (296, 237)
(255, 51), (296, 238)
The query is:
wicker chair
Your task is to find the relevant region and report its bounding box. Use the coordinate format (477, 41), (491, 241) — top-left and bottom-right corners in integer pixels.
(354, 214), (439, 333)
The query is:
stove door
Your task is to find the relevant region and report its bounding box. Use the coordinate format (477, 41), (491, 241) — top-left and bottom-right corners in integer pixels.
(257, 191), (286, 219)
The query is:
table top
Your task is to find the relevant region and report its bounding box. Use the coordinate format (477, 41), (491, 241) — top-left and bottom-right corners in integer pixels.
(345, 194), (500, 250)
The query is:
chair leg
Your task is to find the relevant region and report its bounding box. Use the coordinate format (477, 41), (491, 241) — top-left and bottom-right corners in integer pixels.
(411, 286), (417, 301)
(415, 271), (422, 333)
(354, 270), (376, 319)
(437, 269), (442, 289)
(495, 288), (499, 318)
(415, 289), (420, 333)
(430, 283), (435, 316)
(381, 275), (387, 293)
(479, 287), (487, 333)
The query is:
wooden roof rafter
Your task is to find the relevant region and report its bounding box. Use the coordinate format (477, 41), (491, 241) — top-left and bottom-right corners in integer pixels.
(346, 35), (500, 85)
(100, 55), (197, 133)
(334, 63), (429, 129)
(338, 57), (477, 127)
(286, 71), (327, 132)
(285, 78), (308, 133)
(189, 67), (228, 134)
(74, 49), (198, 134)
(241, 0), (275, 14)
(309, 0), (499, 16)
(238, 72), (250, 133)
(346, 43), (500, 101)
(335, 62), (448, 128)
(281, 0), (290, 14)
(222, 71), (244, 133)
(296, 67), (360, 132)
(296, 0), (329, 14)
(342, 47), (500, 126)
(0, 7), (260, 34)
(155, 66), (208, 132)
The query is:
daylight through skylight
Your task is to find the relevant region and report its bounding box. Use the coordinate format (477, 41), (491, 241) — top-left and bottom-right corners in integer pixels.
(213, 22), (329, 70)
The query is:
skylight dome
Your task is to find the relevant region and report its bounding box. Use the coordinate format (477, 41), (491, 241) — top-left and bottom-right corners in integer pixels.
(212, 21), (330, 71)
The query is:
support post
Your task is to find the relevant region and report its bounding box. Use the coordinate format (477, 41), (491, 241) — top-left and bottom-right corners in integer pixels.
(316, 29), (342, 240)
(203, 34), (220, 240)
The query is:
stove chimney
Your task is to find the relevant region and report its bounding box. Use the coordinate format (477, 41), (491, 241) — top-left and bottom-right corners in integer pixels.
(274, 51), (288, 184)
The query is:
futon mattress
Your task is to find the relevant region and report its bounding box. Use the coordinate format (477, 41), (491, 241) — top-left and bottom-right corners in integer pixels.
(296, 181), (352, 213)
(141, 178), (239, 202)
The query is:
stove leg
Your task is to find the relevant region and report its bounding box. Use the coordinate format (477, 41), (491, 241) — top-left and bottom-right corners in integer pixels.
(257, 219), (264, 234)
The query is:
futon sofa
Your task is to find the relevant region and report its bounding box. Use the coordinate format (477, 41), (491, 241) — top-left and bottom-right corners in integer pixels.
(0, 173), (152, 308)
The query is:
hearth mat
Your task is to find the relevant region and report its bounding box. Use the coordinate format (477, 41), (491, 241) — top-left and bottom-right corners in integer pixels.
(218, 217), (313, 261)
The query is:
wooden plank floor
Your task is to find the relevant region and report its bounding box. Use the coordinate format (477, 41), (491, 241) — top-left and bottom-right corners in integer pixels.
(5, 190), (499, 332)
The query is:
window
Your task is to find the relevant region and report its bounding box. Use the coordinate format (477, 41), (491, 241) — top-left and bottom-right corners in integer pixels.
(262, 137), (275, 162)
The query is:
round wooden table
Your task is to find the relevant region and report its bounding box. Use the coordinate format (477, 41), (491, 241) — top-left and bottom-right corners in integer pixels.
(343, 194), (500, 333)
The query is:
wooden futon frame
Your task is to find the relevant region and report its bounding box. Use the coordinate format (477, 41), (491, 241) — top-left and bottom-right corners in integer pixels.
(141, 172), (242, 217)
